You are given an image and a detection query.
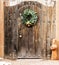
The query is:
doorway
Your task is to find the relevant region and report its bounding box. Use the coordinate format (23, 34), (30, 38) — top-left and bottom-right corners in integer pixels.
(4, 1), (52, 59)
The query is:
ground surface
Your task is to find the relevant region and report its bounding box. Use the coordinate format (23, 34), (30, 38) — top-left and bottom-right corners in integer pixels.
(0, 59), (59, 65)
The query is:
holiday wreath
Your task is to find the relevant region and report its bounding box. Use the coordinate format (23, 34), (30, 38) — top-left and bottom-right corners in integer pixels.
(21, 9), (38, 27)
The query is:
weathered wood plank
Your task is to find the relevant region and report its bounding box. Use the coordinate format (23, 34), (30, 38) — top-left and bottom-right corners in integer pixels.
(4, 1), (55, 59)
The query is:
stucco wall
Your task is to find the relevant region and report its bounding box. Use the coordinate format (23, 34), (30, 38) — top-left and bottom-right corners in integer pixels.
(56, 0), (59, 40)
(0, 0), (4, 58)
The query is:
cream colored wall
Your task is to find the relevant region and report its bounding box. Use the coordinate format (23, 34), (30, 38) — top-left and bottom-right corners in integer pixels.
(56, 0), (59, 40)
(0, 0), (4, 58)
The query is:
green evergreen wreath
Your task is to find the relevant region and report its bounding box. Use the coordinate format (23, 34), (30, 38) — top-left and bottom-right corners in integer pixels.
(21, 9), (38, 27)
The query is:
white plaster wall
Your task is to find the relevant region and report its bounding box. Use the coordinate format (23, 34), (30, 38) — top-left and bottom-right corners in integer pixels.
(9, 0), (54, 7)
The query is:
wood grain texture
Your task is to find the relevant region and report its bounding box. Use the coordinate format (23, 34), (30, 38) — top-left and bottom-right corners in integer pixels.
(4, 1), (55, 59)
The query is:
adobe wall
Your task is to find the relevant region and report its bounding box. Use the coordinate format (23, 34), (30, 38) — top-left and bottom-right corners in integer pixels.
(0, 0), (4, 58)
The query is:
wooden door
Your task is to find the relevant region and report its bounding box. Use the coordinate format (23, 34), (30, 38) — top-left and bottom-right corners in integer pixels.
(4, 1), (43, 59)
(17, 1), (42, 58)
